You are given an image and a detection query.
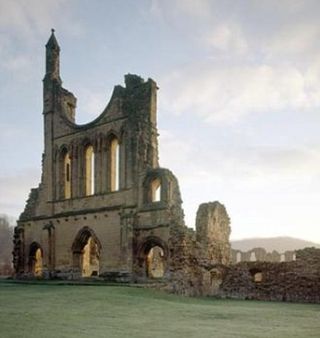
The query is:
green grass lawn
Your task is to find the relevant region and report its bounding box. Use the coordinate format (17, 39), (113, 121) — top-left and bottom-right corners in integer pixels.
(0, 281), (319, 338)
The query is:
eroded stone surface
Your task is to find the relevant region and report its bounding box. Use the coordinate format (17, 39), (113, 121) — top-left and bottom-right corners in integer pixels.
(231, 248), (296, 263)
(219, 247), (320, 303)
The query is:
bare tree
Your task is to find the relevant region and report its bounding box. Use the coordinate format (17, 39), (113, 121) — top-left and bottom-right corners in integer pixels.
(0, 214), (14, 276)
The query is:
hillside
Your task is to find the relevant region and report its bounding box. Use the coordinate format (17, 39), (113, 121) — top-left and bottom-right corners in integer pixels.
(231, 236), (320, 253)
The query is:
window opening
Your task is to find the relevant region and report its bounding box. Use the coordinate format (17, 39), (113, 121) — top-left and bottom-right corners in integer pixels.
(110, 138), (120, 191)
(151, 178), (161, 202)
(64, 152), (71, 199)
(85, 146), (95, 196)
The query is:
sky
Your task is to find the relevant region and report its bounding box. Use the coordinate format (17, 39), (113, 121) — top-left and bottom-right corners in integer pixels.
(0, 0), (320, 242)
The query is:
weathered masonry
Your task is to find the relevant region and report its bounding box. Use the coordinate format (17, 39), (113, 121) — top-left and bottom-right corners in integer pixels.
(13, 31), (231, 287)
(220, 248), (320, 303)
(231, 248), (296, 264)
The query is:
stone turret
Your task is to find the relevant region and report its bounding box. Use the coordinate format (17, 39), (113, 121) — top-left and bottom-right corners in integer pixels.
(44, 29), (61, 84)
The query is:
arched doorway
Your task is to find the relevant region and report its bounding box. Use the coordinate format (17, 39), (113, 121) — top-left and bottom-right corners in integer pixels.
(29, 242), (43, 277)
(72, 227), (101, 277)
(146, 246), (164, 278)
(137, 236), (168, 279)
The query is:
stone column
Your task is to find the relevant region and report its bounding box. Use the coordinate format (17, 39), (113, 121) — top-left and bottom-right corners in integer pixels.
(71, 144), (78, 198)
(78, 144), (84, 197)
(95, 136), (103, 194)
(101, 139), (108, 193)
(120, 136), (126, 190)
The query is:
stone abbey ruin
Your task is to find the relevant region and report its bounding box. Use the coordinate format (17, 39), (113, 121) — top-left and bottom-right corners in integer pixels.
(13, 32), (320, 302)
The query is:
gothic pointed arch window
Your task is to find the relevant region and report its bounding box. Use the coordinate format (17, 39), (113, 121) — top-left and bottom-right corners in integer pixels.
(59, 147), (71, 200)
(142, 170), (169, 205)
(64, 152), (71, 199)
(85, 145), (95, 196)
(151, 178), (161, 202)
(110, 137), (120, 192)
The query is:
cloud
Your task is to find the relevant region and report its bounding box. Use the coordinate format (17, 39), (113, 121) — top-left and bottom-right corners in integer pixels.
(0, 169), (40, 218)
(264, 23), (320, 61)
(156, 0), (320, 240)
(3, 55), (31, 72)
(0, 0), (82, 75)
(159, 125), (320, 235)
(0, 123), (43, 180)
(160, 63), (320, 123)
(162, 135), (320, 191)
(204, 23), (248, 55)
(0, 0), (81, 39)
(169, 0), (212, 18)
(150, 0), (212, 20)
(150, 1), (320, 124)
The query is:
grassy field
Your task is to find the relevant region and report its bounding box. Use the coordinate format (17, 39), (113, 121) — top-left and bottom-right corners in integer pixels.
(0, 281), (319, 338)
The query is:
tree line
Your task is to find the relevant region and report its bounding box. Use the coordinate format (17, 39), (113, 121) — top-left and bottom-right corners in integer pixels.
(0, 214), (14, 276)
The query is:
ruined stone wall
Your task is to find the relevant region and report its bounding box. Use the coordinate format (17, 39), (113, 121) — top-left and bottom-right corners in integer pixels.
(14, 32), (184, 280)
(164, 202), (231, 296)
(196, 202), (231, 265)
(219, 247), (320, 303)
(231, 248), (296, 264)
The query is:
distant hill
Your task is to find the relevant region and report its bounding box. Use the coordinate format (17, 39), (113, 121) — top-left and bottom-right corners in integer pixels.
(231, 236), (320, 253)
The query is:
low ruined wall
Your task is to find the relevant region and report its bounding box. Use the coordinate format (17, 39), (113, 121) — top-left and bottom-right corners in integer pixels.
(231, 248), (296, 264)
(219, 248), (320, 303)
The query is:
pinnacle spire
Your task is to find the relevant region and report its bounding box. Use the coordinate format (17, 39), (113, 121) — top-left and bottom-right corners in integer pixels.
(46, 28), (60, 51)
(44, 29), (61, 82)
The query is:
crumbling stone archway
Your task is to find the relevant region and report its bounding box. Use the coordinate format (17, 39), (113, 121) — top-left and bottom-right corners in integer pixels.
(28, 242), (43, 277)
(136, 236), (168, 279)
(250, 268), (263, 283)
(72, 227), (101, 277)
